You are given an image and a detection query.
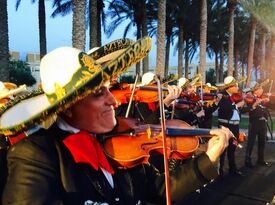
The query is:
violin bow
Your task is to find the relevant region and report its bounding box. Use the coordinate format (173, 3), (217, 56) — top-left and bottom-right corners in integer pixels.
(155, 75), (172, 205)
(125, 73), (139, 118)
(200, 81), (204, 111)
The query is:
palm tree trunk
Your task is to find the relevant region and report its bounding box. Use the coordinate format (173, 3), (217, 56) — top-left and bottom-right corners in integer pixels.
(39, 0), (47, 59)
(270, 34), (275, 86)
(199, 0), (207, 83)
(156, 0), (166, 79)
(165, 37), (170, 78)
(227, 0), (236, 76)
(89, 0), (98, 48)
(219, 45), (224, 82)
(234, 45), (239, 78)
(184, 39), (189, 78)
(0, 0), (9, 81)
(265, 32), (272, 78)
(246, 17), (256, 87)
(72, 0), (86, 50)
(259, 26), (266, 80)
(97, 0), (102, 46)
(141, 0), (149, 75)
(177, 24), (183, 78)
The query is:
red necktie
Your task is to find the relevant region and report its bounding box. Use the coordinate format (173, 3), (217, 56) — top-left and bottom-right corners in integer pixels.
(63, 130), (114, 174)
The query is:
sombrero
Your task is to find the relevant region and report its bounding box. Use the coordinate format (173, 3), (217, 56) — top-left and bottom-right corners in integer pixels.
(0, 82), (27, 100)
(249, 79), (270, 91)
(141, 72), (155, 85)
(177, 77), (190, 88)
(0, 37), (152, 135)
(189, 74), (201, 86)
(215, 76), (247, 90)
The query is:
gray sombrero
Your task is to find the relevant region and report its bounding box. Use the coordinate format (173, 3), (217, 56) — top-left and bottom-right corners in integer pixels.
(0, 37), (152, 135)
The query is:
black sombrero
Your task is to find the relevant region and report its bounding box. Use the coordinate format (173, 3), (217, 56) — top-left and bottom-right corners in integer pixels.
(0, 37), (152, 135)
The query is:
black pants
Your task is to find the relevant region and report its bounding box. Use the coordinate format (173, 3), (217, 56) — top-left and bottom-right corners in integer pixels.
(245, 120), (267, 163)
(218, 122), (239, 173)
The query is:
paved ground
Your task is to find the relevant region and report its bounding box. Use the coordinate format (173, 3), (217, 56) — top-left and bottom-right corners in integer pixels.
(179, 134), (275, 205)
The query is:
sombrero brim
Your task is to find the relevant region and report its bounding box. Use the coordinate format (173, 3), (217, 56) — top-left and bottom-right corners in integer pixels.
(189, 74), (201, 86)
(89, 38), (134, 64)
(0, 85), (27, 99)
(256, 79), (269, 89)
(0, 37), (152, 135)
(215, 76), (247, 90)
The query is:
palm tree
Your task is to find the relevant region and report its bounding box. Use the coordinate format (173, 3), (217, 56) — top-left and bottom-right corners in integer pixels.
(52, 0), (104, 49)
(106, 0), (148, 76)
(207, 0), (227, 82)
(156, 0), (166, 79)
(72, 0), (86, 50)
(258, 25), (267, 80)
(89, 0), (97, 48)
(0, 0), (9, 81)
(227, 0), (237, 76)
(199, 0), (207, 83)
(16, 0), (47, 59)
(246, 16), (256, 86)
(233, 8), (249, 78)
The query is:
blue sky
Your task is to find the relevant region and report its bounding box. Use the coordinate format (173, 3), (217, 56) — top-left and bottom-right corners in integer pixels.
(7, 1), (205, 67)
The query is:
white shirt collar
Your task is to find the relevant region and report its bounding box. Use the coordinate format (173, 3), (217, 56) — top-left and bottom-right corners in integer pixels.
(56, 117), (80, 134)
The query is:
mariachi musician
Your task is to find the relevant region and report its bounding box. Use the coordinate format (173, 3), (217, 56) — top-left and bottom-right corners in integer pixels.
(244, 80), (271, 168)
(112, 72), (182, 124)
(216, 76), (246, 177)
(1, 38), (233, 205)
(173, 75), (205, 126)
(197, 82), (221, 129)
(0, 81), (26, 200)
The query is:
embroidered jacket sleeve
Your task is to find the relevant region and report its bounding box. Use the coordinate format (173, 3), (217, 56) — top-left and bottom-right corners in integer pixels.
(145, 153), (218, 203)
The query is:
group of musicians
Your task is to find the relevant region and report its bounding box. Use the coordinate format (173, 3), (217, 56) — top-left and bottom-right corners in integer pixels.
(0, 37), (272, 204)
(111, 72), (272, 178)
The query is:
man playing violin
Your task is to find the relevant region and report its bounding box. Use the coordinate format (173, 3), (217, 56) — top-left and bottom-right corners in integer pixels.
(174, 77), (206, 126)
(2, 40), (233, 205)
(216, 76), (246, 177)
(112, 71), (182, 124)
(245, 80), (271, 168)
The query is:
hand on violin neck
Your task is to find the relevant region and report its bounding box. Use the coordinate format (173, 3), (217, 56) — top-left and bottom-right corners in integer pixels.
(163, 85), (182, 107)
(206, 127), (231, 163)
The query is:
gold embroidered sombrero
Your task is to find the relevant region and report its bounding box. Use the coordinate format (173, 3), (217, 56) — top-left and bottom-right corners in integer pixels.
(215, 76), (247, 90)
(0, 37), (152, 135)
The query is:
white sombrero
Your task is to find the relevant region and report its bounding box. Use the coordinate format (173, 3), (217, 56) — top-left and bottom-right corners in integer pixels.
(177, 77), (190, 88)
(0, 37), (152, 135)
(0, 82), (26, 100)
(216, 76), (247, 90)
(141, 72), (155, 85)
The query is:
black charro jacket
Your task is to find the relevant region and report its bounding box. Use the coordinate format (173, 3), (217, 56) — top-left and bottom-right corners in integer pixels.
(218, 91), (237, 121)
(2, 124), (217, 205)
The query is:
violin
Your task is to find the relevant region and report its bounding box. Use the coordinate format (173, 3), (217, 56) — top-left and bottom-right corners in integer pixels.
(111, 83), (162, 105)
(102, 117), (241, 169)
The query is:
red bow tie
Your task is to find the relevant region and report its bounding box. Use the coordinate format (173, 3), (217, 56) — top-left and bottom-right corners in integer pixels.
(63, 130), (114, 174)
